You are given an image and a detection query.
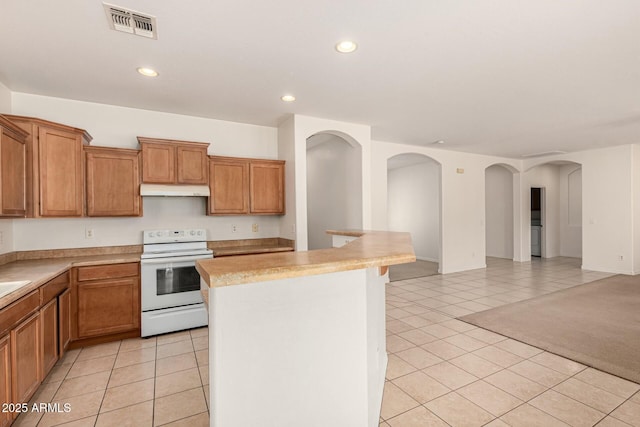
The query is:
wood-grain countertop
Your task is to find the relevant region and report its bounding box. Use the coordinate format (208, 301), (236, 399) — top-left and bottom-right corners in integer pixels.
(197, 230), (415, 288)
(0, 253), (141, 309)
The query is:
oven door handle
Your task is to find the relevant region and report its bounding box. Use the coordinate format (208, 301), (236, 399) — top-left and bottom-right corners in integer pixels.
(141, 256), (213, 265)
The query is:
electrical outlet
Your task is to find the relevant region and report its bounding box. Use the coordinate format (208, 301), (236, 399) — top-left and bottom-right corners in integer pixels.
(291, 223), (296, 233)
(252, 224), (259, 233)
(85, 228), (95, 239)
(0, 231), (3, 247)
(231, 224), (237, 233)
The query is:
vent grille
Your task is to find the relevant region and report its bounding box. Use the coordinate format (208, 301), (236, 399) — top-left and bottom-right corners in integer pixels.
(103, 3), (157, 39)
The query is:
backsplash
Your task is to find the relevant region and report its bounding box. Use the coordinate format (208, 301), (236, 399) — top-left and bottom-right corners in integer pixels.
(11, 197), (281, 251)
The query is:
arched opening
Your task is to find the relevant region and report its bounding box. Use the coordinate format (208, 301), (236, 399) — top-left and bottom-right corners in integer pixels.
(524, 160), (582, 260)
(485, 164), (515, 262)
(306, 132), (362, 250)
(386, 153), (441, 280)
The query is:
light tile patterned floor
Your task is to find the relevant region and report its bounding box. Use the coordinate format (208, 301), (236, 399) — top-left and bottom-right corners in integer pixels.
(13, 328), (209, 427)
(13, 256), (640, 427)
(380, 257), (640, 427)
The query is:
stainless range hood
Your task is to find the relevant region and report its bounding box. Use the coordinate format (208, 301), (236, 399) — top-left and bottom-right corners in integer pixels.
(140, 184), (210, 197)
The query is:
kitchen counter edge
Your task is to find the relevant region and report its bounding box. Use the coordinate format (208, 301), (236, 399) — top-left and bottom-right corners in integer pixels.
(197, 230), (415, 288)
(0, 254), (141, 309)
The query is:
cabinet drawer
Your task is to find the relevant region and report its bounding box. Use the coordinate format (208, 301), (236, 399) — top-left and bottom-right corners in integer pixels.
(76, 263), (139, 282)
(40, 271), (70, 304)
(0, 291), (39, 336)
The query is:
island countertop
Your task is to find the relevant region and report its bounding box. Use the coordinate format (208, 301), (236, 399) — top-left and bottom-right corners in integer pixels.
(196, 230), (415, 288)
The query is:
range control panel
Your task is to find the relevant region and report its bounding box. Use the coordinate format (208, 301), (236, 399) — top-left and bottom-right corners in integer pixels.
(143, 229), (207, 244)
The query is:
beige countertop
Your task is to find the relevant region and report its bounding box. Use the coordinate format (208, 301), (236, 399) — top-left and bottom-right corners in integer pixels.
(197, 230), (415, 288)
(0, 253), (141, 309)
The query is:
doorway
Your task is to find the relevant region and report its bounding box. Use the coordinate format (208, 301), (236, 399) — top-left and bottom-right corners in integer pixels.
(387, 153), (441, 280)
(306, 133), (362, 250)
(531, 187), (543, 257)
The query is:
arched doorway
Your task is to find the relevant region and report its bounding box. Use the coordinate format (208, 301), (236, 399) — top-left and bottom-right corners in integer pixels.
(306, 132), (362, 250)
(485, 164), (516, 261)
(524, 161), (582, 260)
(386, 153), (441, 280)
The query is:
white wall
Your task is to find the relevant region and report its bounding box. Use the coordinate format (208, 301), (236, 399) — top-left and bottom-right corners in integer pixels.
(559, 165), (582, 258)
(524, 145), (634, 274)
(289, 115), (371, 251)
(634, 145), (640, 274)
(277, 116), (296, 244)
(10, 93), (282, 250)
(387, 159), (439, 262)
(485, 165), (514, 259)
(371, 140), (521, 274)
(0, 81), (11, 113)
(306, 135), (362, 250)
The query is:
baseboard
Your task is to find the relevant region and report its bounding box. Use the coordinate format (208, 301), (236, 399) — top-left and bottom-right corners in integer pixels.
(580, 264), (633, 275)
(416, 256), (438, 263)
(439, 263), (487, 275)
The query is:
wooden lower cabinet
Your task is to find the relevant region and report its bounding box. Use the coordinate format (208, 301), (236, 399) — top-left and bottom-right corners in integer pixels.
(11, 312), (40, 407)
(58, 289), (71, 355)
(74, 263), (140, 340)
(0, 335), (11, 427)
(39, 298), (58, 380)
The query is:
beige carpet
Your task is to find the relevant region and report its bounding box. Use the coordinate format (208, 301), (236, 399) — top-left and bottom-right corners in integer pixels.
(459, 274), (640, 383)
(389, 260), (439, 281)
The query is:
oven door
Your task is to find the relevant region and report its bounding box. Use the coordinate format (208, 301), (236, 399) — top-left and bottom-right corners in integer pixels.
(141, 254), (212, 311)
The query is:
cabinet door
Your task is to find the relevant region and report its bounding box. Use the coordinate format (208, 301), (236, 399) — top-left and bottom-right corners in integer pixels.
(58, 289), (71, 356)
(177, 145), (208, 184)
(0, 335), (11, 427)
(77, 278), (139, 338)
(0, 129), (26, 217)
(208, 158), (249, 214)
(141, 142), (175, 184)
(86, 148), (141, 216)
(11, 312), (40, 405)
(39, 298), (58, 380)
(38, 126), (83, 216)
(250, 161), (285, 214)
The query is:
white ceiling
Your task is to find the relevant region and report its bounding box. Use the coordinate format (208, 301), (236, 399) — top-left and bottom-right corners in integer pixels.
(1, 1), (639, 158)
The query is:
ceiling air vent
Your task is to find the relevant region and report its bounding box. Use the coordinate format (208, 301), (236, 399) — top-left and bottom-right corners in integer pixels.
(103, 3), (157, 39)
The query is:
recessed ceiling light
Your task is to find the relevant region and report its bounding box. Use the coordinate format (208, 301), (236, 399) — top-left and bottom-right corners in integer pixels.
(137, 67), (158, 77)
(335, 40), (358, 53)
(281, 95), (296, 102)
(433, 140), (445, 144)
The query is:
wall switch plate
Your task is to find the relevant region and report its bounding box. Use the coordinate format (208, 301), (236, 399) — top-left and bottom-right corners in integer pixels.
(85, 228), (95, 239)
(252, 224), (259, 232)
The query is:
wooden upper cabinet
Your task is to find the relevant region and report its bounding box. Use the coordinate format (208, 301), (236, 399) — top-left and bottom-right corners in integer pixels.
(3, 115), (91, 218)
(0, 115), (28, 217)
(208, 157), (250, 214)
(138, 137), (209, 185)
(250, 160), (285, 214)
(85, 147), (141, 217)
(208, 156), (284, 215)
(140, 140), (175, 184)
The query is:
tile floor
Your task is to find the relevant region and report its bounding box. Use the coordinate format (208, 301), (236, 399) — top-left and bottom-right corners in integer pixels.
(12, 256), (640, 427)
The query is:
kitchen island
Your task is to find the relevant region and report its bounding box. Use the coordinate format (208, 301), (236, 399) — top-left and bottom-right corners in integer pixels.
(196, 230), (415, 427)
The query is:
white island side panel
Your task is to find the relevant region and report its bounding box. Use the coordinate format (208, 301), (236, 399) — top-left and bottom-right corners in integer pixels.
(208, 268), (385, 427)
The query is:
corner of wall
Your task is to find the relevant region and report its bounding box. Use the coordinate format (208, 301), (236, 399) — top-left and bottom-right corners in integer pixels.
(0, 80), (12, 113)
